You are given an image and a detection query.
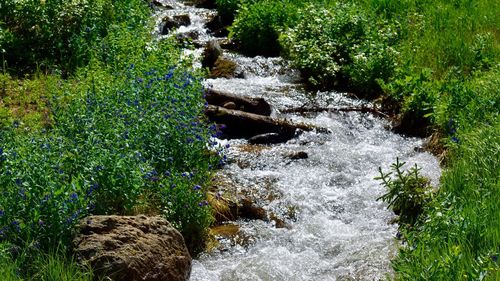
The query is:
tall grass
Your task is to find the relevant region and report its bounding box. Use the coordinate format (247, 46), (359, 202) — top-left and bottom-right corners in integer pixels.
(394, 121), (500, 280)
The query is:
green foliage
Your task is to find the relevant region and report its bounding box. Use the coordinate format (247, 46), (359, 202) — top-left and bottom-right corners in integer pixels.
(0, 242), (20, 280)
(215, 0), (252, 22)
(280, 2), (397, 95)
(0, 242), (96, 281)
(0, 0), (150, 74)
(393, 122), (500, 280)
(376, 159), (433, 226)
(0, 1), (224, 278)
(230, 0), (302, 56)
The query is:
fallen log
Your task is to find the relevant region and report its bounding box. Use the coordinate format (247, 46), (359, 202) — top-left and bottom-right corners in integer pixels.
(280, 106), (389, 118)
(204, 88), (272, 116)
(205, 105), (315, 140)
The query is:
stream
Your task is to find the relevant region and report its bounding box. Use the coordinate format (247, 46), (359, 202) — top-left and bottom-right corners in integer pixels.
(154, 1), (441, 280)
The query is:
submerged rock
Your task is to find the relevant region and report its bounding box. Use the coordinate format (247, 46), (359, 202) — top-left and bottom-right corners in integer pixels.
(161, 15), (191, 35)
(74, 215), (191, 281)
(286, 151), (309, 160)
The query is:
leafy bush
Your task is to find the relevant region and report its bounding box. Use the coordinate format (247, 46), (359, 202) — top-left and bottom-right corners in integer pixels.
(1, 3), (223, 262)
(0, 0), (149, 74)
(230, 0), (302, 56)
(215, 0), (245, 22)
(280, 2), (398, 95)
(376, 158), (433, 226)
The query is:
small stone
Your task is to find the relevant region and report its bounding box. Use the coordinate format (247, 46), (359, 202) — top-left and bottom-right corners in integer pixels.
(222, 102), (237, 110)
(248, 133), (287, 145)
(287, 151), (308, 160)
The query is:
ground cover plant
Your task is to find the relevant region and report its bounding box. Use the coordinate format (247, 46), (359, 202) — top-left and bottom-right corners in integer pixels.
(1, 0), (223, 278)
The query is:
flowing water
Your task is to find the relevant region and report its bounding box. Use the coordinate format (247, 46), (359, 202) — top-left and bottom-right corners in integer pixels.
(155, 2), (441, 280)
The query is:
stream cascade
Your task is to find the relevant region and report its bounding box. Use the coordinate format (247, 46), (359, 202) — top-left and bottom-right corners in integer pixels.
(154, 1), (441, 280)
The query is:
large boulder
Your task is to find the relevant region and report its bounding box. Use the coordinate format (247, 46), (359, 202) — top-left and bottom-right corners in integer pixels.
(74, 215), (191, 281)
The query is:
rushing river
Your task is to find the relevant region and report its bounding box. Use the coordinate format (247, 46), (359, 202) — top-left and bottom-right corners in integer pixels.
(155, 2), (441, 280)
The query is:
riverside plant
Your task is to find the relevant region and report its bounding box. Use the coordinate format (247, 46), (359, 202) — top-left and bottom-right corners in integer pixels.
(376, 158), (433, 227)
(0, 51), (225, 257)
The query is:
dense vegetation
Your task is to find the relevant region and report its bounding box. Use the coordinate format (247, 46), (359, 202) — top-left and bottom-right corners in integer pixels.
(0, 0), (498, 279)
(217, 0), (499, 279)
(1, 0), (223, 279)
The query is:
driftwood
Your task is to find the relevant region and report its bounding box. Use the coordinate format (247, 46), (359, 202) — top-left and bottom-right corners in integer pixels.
(204, 89), (272, 116)
(280, 106), (389, 118)
(205, 105), (316, 140)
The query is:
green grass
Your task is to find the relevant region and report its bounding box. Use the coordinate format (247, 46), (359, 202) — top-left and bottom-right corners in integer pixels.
(394, 121), (500, 280)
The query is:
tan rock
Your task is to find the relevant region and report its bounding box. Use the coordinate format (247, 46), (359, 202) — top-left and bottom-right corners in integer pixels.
(74, 215), (191, 281)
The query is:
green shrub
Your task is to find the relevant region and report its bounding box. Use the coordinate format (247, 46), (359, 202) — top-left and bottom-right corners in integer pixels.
(376, 158), (433, 226)
(215, 0), (247, 22)
(230, 0), (302, 56)
(0, 0), (150, 74)
(280, 2), (398, 95)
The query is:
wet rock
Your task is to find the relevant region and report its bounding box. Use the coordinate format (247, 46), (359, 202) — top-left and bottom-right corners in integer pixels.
(210, 224), (240, 238)
(222, 101), (237, 110)
(176, 30), (199, 41)
(205, 88), (272, 116)
(239, 198), (267, 220)
(205, 16), (230, 37)
(161, 15), (191, 35)
(248, 133), (289, 145)
(74, 215), (191, 281)
(210, 57), (243, 78)
(209, 192), (267, 222)
(151, 0), (175, 9)
(286, 151), (309, 160)
(270, 214), (291, 229)
(217, 39), (239, 51)
(201, 41), (222, 69)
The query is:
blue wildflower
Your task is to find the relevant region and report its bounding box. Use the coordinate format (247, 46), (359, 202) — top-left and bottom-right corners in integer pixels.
(15, 178), (22, 186)
(70, 192), (78, 201)
(451, 136), (459, 143)
(170, 184), (176, 189)
(193, 185), (201, 191)
(0, 210), (4, 216)
(164, 72), (173, 80)
(11, 220), (20, 232)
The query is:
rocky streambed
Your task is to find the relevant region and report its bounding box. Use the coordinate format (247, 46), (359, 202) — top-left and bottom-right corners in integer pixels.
(153, 1), (441, 280)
